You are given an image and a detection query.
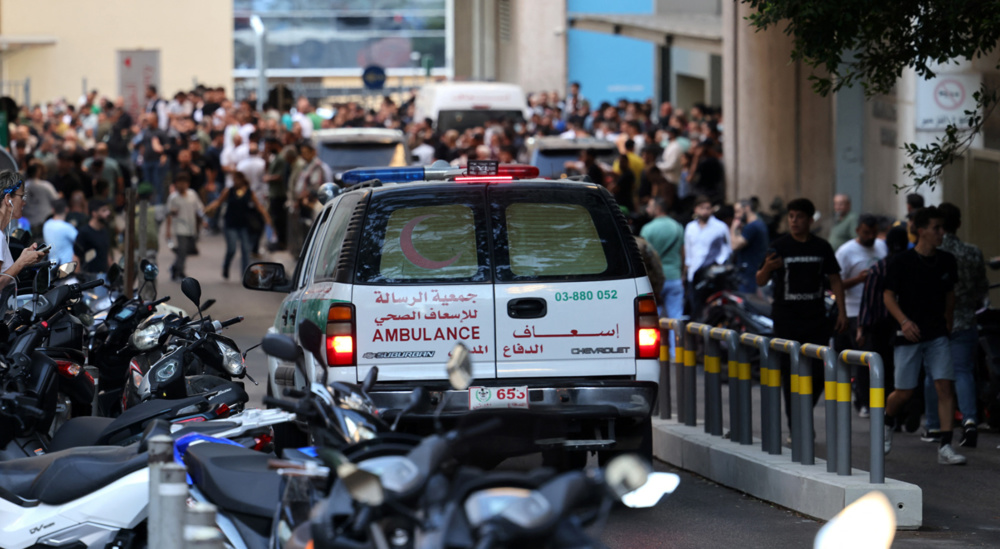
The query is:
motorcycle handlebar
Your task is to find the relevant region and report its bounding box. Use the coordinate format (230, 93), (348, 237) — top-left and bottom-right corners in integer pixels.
(148, 296), (171, 307)
(262, 395), (299, 413)
(220, 316), (244, 328)
(77, 279), (105, 291)
(27, 261), (52, 270)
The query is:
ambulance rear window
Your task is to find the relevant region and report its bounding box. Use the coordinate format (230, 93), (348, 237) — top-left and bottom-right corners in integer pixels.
(489, 187), (631, 282)
(355, 189), (491, 284)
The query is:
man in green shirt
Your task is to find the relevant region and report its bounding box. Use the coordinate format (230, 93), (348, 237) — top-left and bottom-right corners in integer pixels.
(828, 194), (859, 251)
(641, 197), (685, 354)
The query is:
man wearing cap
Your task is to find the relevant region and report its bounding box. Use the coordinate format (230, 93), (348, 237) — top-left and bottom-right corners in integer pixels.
(74, 198), (113, 276)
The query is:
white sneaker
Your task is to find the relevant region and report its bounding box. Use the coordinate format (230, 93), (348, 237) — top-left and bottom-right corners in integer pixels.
(883, 424), (893, 455)
(858, 406), (870, 418)
(937, 444), (967, 465)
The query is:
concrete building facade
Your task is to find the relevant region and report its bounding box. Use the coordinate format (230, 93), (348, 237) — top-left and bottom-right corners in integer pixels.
(0, 0), (233, 105)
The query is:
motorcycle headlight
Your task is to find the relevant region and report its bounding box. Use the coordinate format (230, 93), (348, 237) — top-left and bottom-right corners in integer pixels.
(131, 322), (165, 351)
(216, 340), (245, 376)
(154, 360), (179, 383)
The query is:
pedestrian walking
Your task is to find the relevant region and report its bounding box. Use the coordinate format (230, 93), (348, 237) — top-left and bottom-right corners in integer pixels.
(43, 199), (77, 266)
(828, 194), (859, 251)
(920, 203), (988, 448)
(756, 198), (847, 426)
(165, 173), (204, 281)
(73, 199), (113, 277)
(882, 206), (966, 465)
(205, 171), (271, 281)
(834, 214), (887, 417)
(729, 198), (769, 294)
(641, 197), (684, 355)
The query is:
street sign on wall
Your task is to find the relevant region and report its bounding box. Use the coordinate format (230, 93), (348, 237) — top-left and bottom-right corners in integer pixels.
(916, 73), (980, 131)
(117, 50), (160, 122)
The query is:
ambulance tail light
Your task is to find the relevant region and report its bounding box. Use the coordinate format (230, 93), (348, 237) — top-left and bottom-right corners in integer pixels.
(326, 304), (356, 367)
(635, 296), (661, 359)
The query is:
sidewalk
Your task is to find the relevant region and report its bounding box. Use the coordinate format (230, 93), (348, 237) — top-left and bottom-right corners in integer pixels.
(656, 367), (1000, 539)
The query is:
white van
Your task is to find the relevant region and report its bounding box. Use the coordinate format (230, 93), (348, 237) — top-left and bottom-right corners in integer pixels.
(415, 81), (532, 133)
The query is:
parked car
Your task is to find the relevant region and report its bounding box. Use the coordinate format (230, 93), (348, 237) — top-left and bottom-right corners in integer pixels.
(526, 136), (618, 179)
(311, 128), (411, 180)
(244, 164), (660, 467)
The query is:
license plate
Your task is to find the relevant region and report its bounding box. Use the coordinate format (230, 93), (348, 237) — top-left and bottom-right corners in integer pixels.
(469, 386), (529, 411)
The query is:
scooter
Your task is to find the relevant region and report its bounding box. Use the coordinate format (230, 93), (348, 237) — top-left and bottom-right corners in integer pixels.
(0, 407), (297, 549)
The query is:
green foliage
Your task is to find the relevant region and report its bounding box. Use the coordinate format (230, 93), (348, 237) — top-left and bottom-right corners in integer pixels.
(743, 0), (1000, 189)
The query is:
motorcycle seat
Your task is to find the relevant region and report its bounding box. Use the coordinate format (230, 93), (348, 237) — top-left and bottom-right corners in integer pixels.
(739, 293), (772, 317)
(48, 416), (115, 452)
(0, 445), (146, 505)
(98, 394), (210, 446)
(184, 442), (282, 519)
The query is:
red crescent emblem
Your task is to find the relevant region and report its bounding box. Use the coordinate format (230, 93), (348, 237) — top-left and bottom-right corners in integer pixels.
(399, 214), (462, 269)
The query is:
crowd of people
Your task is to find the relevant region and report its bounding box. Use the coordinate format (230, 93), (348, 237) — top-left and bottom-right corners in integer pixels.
(2, 80), (988, 467)
(639, 187), (990, 466)
(3, 81), (719, 283)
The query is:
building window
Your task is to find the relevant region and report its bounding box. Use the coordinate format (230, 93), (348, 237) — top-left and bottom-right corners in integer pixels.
(234, 0), (448, 75)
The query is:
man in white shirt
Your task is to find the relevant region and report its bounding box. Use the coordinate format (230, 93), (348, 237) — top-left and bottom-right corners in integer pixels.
(835, 213), (887, 417)
(236, 140), (268, 204)
(166, 173), (205, 280)
(291, 97), (314, 139)
(221, 134), (250, 189)
(658, 126), (684, 185)
(684, 195), (731, 316)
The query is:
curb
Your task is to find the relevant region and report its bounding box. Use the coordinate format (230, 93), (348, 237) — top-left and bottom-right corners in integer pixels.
(653, 418), (922, 529)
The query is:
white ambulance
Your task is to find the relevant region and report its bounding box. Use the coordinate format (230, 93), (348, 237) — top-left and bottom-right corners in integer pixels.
(244, 163), (660, 467)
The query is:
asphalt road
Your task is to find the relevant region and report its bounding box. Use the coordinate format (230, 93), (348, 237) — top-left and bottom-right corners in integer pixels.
(155, 232), (1000, 548)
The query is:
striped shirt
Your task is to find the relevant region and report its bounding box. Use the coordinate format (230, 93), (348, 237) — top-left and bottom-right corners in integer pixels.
(858, 258), (889, 328)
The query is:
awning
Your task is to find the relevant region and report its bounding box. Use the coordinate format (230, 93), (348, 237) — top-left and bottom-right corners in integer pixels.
(0, 35), (57, 53)
(567, 12), (721, 55)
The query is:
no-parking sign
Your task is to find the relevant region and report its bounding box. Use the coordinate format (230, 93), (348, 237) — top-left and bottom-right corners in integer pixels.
(916, 74), (980, 131)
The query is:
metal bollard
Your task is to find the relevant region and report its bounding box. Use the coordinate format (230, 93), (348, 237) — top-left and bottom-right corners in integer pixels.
(803, 344), (839, 473)
(155, 463), (187, 549)
(835, 353), (853, 475)
(795, 344), (815, 466)
(683, 325), (698, 426)
(147, 435), (175, 549)
(841, 350), (886, 484)
(703, 327), (724, 436)
(185, 503), (222, 549)
(673, 320), (686, 424)
(730, 331), (753, 446)
(742, 333), (780, 455)
(658, 318), (674, 420)
(770, 338), (802, 462)
(725, 333), (741, 443)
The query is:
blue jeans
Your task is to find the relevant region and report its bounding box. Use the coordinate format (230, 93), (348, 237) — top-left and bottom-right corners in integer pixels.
(659, 278), (685, 357)
(924, 328), (978, 429)
(223, 227), (253, 279)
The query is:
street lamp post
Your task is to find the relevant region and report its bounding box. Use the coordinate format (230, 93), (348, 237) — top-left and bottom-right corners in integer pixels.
(250, 15), (266, 111)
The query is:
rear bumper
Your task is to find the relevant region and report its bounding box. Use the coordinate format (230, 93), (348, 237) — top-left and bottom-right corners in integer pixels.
(370, 380), (657, 420)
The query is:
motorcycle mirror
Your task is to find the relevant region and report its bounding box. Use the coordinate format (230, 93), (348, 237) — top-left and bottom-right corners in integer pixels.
(32, 264), (50, 294)
(181, 277), (202, 311)
(57, 262), (77, 280)
(391, 386), (425, 432)
(604, 454), (652, 499)
(242, 342), (262, 361)
(298, 318), (326, 364)
(814, 491), (895, 549)
(140, 259), (158, 281)
(262, 333), (301, 362)
(106, 262), (122, 285)
(361, 366), (378, 394)
(619, 472), (680, 509)
(199, 298), (216, 313)
(446, 343), (473, 391)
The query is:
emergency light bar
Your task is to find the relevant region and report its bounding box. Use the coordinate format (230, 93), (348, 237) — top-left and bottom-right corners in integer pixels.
(339, 161), (539, 185)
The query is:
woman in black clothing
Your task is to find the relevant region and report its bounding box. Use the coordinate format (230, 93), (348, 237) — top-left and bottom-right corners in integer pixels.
(205, 171), (271, 279)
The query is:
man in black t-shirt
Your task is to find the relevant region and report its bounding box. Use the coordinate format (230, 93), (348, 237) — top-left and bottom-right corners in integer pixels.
(757, 198), (847, 426)
(74, 199), (113, 275)
(882, 207), (965, 465)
